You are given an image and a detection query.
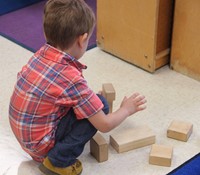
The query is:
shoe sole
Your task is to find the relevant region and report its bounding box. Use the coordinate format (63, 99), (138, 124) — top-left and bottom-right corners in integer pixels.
(39, 164), (59, 175)
(39, 164), (82, 175)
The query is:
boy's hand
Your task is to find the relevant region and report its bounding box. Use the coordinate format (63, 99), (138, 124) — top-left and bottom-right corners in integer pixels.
(89, 92), (146, 132)
(120, 92), (146, 116)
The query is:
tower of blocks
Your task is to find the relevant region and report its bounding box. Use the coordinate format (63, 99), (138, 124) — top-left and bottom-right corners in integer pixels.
(167, 120), (193, 142)
(110, 125), (156, 153)
(102, 83), (116, 113)
(149, 144), (173, 167)
(90, 132), (108, 162)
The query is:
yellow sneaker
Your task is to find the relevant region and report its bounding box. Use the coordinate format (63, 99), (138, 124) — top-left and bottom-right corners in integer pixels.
(39, 157), (82, 175)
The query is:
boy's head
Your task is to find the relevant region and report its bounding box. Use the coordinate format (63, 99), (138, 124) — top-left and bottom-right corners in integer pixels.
(43, 0), (95, 51)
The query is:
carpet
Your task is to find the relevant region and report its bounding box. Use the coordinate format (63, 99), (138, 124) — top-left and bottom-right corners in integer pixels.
(167, 153), (200, 175)
(0, 0), (97, 52)
(0, 0), (42, 15)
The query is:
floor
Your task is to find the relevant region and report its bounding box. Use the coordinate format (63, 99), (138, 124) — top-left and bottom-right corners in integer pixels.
(0, 35), (200, 175)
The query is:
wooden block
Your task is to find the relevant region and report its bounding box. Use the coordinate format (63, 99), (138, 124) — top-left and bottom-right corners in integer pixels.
(149, 144), (173, 167)
(102, 83), (116, 102)
(108, 101), (113, 114)
(102, 83), (116, 113)
(110, 125), (156, 153)
(90, 132), (108, 162)
(167, 120), (193, 142)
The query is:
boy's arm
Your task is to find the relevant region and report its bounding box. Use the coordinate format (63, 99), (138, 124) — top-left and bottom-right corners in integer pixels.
(88, 93), (146, 133)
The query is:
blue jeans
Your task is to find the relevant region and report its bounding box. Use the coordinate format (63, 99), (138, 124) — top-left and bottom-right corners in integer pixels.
(47, 94), (109, 167)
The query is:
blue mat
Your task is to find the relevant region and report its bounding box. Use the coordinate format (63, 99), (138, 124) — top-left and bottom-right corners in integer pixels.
(0, 0), (96, 52)
(0, 0), (42, 15)
(167, 153), (200, 175)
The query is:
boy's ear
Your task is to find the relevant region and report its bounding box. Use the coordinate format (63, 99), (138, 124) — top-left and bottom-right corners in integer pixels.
(78, 33), (88, 48)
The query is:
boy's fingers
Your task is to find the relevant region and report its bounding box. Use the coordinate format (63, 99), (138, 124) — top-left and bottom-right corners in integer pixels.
(134, 95), (145, 102)
(137, 99), (147, 105)
(130, 92), (140, 99)
(138, 104), (147, 110)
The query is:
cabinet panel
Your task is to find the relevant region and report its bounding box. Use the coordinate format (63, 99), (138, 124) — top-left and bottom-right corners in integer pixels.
(171, 0), (200, 81)
(97, 0), (174, 72)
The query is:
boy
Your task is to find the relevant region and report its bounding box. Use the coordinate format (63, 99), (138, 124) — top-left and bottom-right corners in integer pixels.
(9, 0), (147, 175)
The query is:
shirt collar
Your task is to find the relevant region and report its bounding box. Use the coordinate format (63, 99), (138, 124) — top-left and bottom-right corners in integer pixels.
(37, 44), (87, 71)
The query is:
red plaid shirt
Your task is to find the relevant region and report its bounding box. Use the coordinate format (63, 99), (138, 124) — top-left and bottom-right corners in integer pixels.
(9, 44), (103, 162)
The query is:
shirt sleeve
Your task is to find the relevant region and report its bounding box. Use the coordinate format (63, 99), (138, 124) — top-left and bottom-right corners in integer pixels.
(74, 90), (104, 119)
(73, 80), (104, 119)
(57, 76), (104, 119)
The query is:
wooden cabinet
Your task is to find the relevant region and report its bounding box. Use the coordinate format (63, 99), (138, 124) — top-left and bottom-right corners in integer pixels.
(171, 0), (200, 81)
(97, 0), (174, 72)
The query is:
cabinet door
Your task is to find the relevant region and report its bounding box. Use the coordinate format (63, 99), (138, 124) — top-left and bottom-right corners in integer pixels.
(171, 0), (200, 81)
(97, 0), (173, 72)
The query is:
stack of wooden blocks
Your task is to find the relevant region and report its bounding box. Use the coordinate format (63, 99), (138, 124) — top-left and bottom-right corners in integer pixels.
(90, 83), (157, 163)
(90, 119), (193, 166)
(90, 84), (193, 167)
(90, 83), (115, 162)
(90, 125), (156, 163)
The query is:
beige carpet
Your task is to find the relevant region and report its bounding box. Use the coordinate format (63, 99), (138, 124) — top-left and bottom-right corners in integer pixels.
(1, 35), (200, 175)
